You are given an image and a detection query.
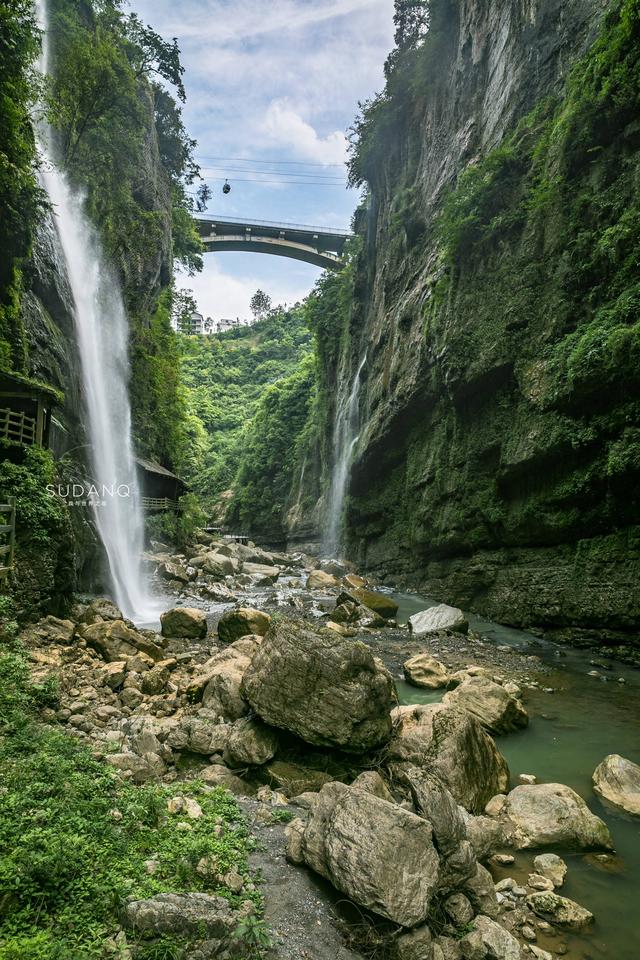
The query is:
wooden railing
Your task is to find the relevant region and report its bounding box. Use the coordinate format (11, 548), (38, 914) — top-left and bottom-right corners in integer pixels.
(0, 407), (36, 445)
(0, 498), (16, 580)
(141, 497), (181, 512)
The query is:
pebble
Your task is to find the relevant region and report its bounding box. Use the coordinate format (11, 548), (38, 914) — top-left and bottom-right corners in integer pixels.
(521, 924), (537, 941)
(518, 773), (537, 785)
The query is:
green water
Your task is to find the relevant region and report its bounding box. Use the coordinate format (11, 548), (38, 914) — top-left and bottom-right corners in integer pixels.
(392, 590), (640, 960)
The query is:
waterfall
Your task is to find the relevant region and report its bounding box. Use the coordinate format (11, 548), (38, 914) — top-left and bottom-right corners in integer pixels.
(35, 0), (155, 620)
(324, 352), (367, 556)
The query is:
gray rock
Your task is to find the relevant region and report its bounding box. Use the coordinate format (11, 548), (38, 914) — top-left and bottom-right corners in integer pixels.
(167, 718), (230, 756)
(160, 607), (207, 639)
(409, 605), (468, 637)
(350, 770), (395, 803)
(302, 781), (440, 927)
(306, 570), (340, 590)
(532, 853), (567, 888)
(444, 892), (474, 925)
(242, 618), (395, 752)
(223, 716), (279, 767)
(265, 760), (334, 797)
(592, 754), (640, 817)
(488, 783), (613, 850)
(443, 677), (528, 735)
(463, 864), (499, 920)
(122, 892), (235, 939)
(460, 915), (521, 959)
(388, 703), (509, 812)
(393, 926), (434, 960)
(217, 607), (271, 643)
(82, 619), (164, 662)
(526, 891), (594, 930)
(404, 653), (449, 689)
(200, 763), (255, 796)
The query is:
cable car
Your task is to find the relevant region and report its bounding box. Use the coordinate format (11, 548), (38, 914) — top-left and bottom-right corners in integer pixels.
(222, 180), (231, 194)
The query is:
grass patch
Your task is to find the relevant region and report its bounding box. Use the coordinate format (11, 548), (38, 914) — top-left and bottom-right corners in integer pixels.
(0, 629), (263, 959)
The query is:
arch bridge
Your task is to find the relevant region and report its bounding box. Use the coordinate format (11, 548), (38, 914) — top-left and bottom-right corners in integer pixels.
(195, 215), (351, 270)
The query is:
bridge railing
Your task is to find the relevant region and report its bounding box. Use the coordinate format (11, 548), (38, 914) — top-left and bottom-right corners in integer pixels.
(141, 497), (181, 513)
(196, 214), (352, 237)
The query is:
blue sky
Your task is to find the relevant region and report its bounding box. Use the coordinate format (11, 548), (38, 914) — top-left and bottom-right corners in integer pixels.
(132, 0), (395, 318)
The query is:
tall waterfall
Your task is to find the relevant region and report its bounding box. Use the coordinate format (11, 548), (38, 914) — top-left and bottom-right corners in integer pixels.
(35, 0), (154, 620)
(324, 352), (367, 556)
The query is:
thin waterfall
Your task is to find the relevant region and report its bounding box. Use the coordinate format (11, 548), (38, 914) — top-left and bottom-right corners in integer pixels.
(35, 0), (156, 620)
(324, 352), (367, 556)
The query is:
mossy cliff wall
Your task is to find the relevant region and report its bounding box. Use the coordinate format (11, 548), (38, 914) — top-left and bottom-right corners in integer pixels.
(295, 0), (640, 647)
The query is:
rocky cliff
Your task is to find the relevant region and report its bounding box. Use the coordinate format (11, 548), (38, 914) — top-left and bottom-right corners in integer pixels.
(293, 0), (640, 648)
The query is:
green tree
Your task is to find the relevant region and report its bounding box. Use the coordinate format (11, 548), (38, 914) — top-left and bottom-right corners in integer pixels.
(250, 289), (272, 321)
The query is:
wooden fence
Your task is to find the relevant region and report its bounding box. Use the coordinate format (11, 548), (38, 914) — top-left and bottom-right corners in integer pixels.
(0, 407), (36, 445)
(141, 497), (181, 512)
(0, 497), (16, 580)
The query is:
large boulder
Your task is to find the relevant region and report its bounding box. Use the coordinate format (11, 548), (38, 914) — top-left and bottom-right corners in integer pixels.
(592, 754), (640, 817)
(223, 716), (279, 767)
(459, 915), (521, 959)
(306, 569), (340, 590)
(242, 618), (395, 752)
(404, 654), (449, 689)
(82, 619), (164, 662)
(487, 783), (613, 850)
(202, 552), (240, 578)
(443, 677), (528, 735)
(409, 605), (468, 636)
(526, 891), (594, 930)
(160, 607), (207, 639)
(217, 607), (271, 643)
(302, 781), (440, 927)
(347, 587), (398, 619)
(388, 703), (509, 812)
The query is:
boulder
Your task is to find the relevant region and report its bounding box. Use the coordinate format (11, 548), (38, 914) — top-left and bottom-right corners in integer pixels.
(160, 607), (207, 639)
(302, 781), (440, 927)
(167, 718), (230, 756)
(201, 582), (237, 603)
(350, 770), (395, 803)
(388, 703), (509, 812)
(592, 754), (640, 816)
(443, 677), (528, 735)
(459, 915), (521, 959)
(306, 570), (341, 590)
(242, 618), (395, 752)
(409, 605), (468, 636)
(122, 892), (235, 939)
(404, 654), (449, 689)
(158, 560), (189, 583)
(533, 853), (567, 888)
(188, 635), (262, 720)
(28, 615), (76, 645)
(488, 783), (613, 850)
(348, 587), (398, 619)
(217, 607), (271, 643)
(463, 864), (499, 919)
(203, 552), (240, 578)
(223, 716), (279, 767)
(264, 760), (334, 797)
(82, 619), (164, 662)
(344, 573), (367, 590)
(526, 891), (594, 930)
(80, 597), (123, 623)
(200, 763), (255, 796)
(242, 562), (280, 584)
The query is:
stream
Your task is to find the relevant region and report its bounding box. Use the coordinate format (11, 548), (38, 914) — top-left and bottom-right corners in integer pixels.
(391, 591), (640, 960)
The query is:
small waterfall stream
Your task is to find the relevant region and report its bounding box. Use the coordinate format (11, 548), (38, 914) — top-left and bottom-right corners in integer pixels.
(324, 352), (367, 555)
(35, 0), (154, 620)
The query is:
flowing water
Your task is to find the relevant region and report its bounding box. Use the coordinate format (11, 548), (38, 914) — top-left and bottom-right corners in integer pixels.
(324, 353), (367, 554)
(392, 590), (640, 960)
(35, 0), (155, 621)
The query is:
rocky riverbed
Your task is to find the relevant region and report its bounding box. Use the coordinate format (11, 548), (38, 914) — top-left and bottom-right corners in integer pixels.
(17, 532), (640, 960)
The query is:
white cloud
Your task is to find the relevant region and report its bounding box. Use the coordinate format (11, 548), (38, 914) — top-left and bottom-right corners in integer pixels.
(261, 100), (347, 164)
(178, 255), (321, 319)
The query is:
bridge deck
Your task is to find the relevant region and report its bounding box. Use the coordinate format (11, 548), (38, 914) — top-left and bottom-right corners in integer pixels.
(195, 214), (351, 259)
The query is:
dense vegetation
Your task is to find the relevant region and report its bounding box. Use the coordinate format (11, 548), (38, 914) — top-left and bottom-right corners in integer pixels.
(0, 0), (42, 373)
(178, 308), (312, 505)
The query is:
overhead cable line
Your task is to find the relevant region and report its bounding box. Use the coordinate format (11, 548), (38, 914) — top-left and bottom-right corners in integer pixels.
(201, 175), (349, 187)
(195, 154), (346, 168)
(199, 165), (346, 181)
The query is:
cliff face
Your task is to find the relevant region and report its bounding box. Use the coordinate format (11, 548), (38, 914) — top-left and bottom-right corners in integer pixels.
(296, 0), (640, 647)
